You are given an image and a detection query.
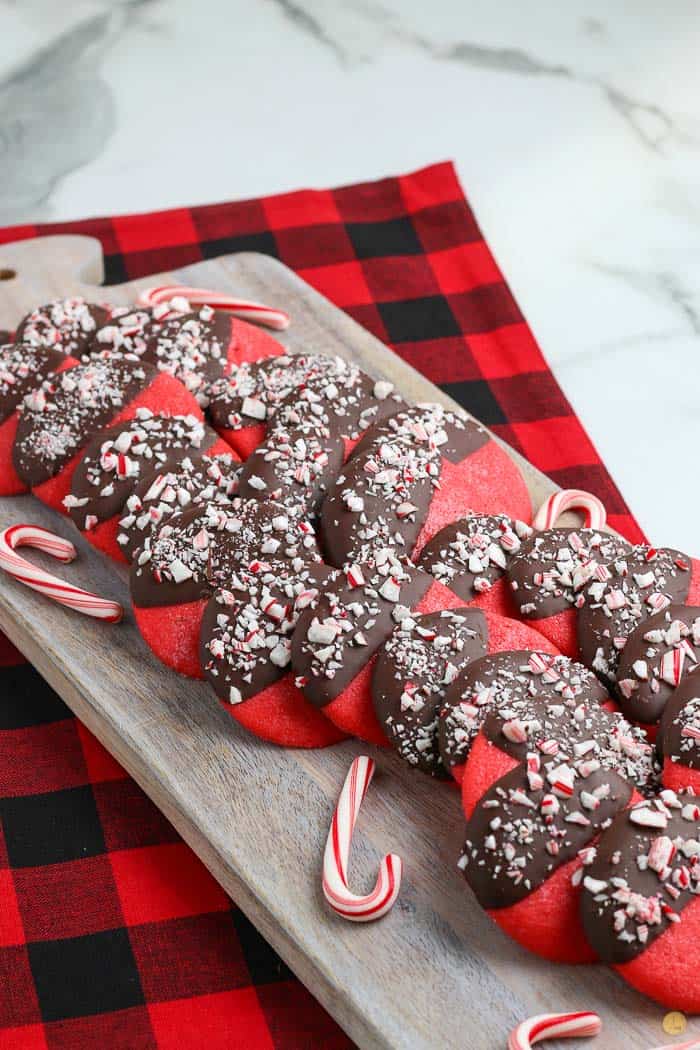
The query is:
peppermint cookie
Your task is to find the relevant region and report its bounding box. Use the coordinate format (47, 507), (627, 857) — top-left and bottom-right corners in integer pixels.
(577, 546), (693, 683)
(13, 358), (202, 513)
(291, 552), (463, 744)
(15, 297), (110, 356)
(319, 404), (531, 568)
(208, 354), (400, 460)
(614, 605), (700, 731)
(0, 340), (78, 495)
(102, 306), (284, 407)
(460, 694), (653, 963)
(441, 651), (608, 785)
(200, 587), (346, 748)
(65, 412), (232, 562)
(658, 674), (700, 794)
(416, 513), (531, 617)
(506, 527), (632, 658)
(579, 792), (700, 1012)
(130, 499), (322, 677)
(236, 417), (344, 519)
(117, 452), (241, 563)
(372, 608), (489, 775)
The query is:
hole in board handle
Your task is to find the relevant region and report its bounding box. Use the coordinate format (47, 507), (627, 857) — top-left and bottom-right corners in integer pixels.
(0, 268), (16, 281)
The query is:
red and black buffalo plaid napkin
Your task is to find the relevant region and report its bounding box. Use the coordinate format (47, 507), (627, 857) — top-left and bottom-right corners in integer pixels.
(0, 162), (645, 1050)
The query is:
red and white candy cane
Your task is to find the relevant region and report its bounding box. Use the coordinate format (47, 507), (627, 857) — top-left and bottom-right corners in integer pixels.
(508, 1011), (602, 1050)
(137, 285), (290, 331)
(322, 756), (402, 922)
(533, 490), (606, 532)
(0, 525), (122, 623)
(650, 1042), (700, 1050)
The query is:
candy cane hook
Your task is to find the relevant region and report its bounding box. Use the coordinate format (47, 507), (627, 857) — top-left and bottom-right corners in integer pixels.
(0, 525), (123, 623)
(508, 1011), (602, 1050)
(137, 285), (290, 331)
(322, 756), (402, 922)
(533, 490), (607, 532)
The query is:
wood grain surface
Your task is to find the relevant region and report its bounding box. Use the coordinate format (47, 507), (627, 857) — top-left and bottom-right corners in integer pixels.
(0, 236), (694, 1050)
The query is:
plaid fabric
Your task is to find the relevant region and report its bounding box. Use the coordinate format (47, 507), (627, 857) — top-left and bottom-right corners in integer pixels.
(0, 162), (645, 1049)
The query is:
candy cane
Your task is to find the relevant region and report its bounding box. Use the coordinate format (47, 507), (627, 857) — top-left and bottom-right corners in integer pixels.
(649, 1042), (700, 1050)
(533, 490), (607, 531)
(508, 1011), (602, 1050)
(137, 285), (290, 331)
(322, 756), (402, 922)
(0, 525), (122, 623)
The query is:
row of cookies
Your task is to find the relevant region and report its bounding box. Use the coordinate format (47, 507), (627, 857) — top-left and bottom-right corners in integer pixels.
(2, 296), (698, 1016)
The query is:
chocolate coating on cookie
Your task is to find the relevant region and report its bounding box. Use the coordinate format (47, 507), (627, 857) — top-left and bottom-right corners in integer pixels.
(372, 608), (487, 775)
(579, 794), (700, 963)
(577, 547), (691, 683)
(616, 606), (700, 725)
(320, 404), (486, 566)
(439, 651), (610, 779)
(105, 306), (232, 406)
(508, 527), (632, 620)
(291, 553), (433, 708)
(237, 418), (344, 518)
(130, 499), (321, 609)
(273, 359), (402, 442)
(209, 353), (400, 441)
(200, 581), (320, 705)
(658, 674), (700, 772)
(417, 514), (532, 601)
(118, 452), (240, 562)
(0, 341), (66, 425)
(13, 358), (156, 486)
(461, 758), (633, 910)
(91, 306), (166, 360)
(479, 690), (657, 795)
(15, 297), (109, 357)
(65, 411), (216, 531)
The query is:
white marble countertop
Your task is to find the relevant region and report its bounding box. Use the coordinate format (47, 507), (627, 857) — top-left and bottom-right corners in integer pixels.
(1, 0), (698, 548)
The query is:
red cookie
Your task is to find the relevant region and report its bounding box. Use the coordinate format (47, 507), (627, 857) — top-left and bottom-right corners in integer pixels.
(130, 500), (322, 678)
(95, 304), (284, 408)
(200, 587), (347, 748)
(292, 557), (560, 746)
(372, 608), (489, 774)
(12, 358), (202, 514)
(291, 553), (463, 745)
(15, 297), (110, 356)
(460, 690), (654, 964)
(577, 545), (692, 685)
(236, 417), (344, 519)
(507, 527), (633, 658)
(208, 354), (400, 461)
(658, 673), (700, 794)
(319, 405), (531, 570)
(0, 342), (78, 496)
(614, 605), (700, 738)
(65, 412), (233, 562)
(443, 650), (608, 786)
(416, 513), (532, 618)
(117, 452), (241, 563)
(579, 792), (700, 1012)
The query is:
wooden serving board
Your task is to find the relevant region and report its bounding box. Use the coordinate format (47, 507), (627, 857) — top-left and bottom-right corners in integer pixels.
(0, 237), (695, 1050)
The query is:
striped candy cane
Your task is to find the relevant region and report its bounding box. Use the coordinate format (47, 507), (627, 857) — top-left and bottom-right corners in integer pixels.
(137, 285), (290, 331)
(322, 756), (402, 922)
(508, 1011), (602, 1050)
(650, 1042), (700, 1050)
(0, 524), (123, 623)
(533, 490), (607, 532)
